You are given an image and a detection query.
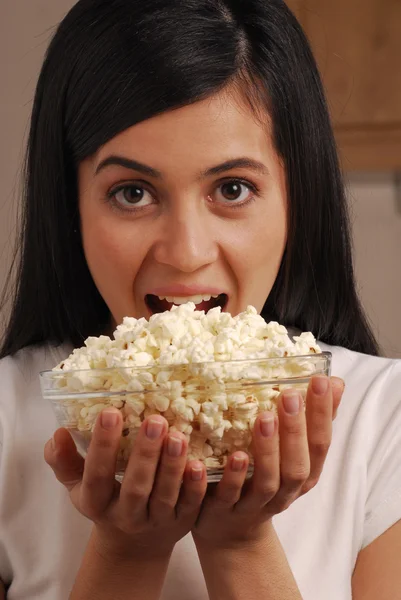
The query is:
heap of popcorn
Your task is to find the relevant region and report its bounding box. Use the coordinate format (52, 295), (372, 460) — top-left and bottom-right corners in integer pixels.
(53, 304), (321, 469)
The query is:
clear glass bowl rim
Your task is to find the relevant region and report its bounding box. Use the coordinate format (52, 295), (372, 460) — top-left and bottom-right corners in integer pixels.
(40, 351), (332, 379)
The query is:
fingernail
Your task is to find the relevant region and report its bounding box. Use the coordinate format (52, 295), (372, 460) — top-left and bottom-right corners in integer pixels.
(101, 409), (119, 430)
(331, 377), (345, 391)
(260, 417), (275, 437)
(146, 418), (164, 440)
(191, 466), (204, 481)
(312, 376), (329, 395)
(283, 391), (301, 415)
(167, 435), (183, 457)
(231, 456), (245, 472)
(51, 435), (56, 451)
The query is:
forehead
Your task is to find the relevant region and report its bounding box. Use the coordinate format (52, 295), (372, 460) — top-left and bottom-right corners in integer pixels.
(94, 89), (276, 172)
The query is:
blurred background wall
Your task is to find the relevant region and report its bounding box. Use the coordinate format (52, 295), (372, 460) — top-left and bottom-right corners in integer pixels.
(1, 0), (400, 357)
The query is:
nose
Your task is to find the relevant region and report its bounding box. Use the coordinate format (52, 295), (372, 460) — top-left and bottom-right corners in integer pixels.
(152, 206), (219, 273)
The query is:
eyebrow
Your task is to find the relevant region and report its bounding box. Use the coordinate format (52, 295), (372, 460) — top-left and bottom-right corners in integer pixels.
(95, 155), (270, 180)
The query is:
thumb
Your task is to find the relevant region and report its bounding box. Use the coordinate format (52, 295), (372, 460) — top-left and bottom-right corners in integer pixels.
(44, 427), (85, 492)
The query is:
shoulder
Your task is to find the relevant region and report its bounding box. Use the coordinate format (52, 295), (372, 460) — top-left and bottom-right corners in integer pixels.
(319, 342), (401, 480)
(320, 345), (401, 548)
(0, 342), (72, 412)
(0, 341), (73, 475)
(320, 342), (401, 404)
(0, 342), (71, 374)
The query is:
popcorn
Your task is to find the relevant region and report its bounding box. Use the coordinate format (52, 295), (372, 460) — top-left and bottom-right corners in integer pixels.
(147, 393), (170, 412)
(52, 303), (323, 471)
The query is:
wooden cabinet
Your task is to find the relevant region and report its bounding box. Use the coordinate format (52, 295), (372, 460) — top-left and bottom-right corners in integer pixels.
(285, 0), (401, 171)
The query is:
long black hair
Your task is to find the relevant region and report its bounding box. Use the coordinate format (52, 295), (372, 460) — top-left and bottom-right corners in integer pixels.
(0, 0), (379, 357)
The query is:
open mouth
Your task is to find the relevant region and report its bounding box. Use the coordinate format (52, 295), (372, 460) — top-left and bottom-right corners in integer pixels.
(145, 293), (228, 315)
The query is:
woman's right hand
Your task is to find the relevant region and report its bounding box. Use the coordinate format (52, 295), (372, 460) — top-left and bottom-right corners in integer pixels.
(44, 410), (207, 560)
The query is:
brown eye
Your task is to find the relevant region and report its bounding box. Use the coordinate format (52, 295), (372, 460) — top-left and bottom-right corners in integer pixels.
(214, 180), (254, 204)
(117, 186), (144, 203)
(111, 185), (154, 208)
(221, 182), (243, 200)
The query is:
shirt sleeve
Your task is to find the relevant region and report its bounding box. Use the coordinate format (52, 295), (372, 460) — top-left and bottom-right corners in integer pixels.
(362, 360), (401, 549)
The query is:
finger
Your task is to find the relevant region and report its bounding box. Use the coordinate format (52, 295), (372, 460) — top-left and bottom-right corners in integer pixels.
(269, 390), (310, 513)
(301, 375), (332, 494)
(119, 415), (168, 521)
(236, 412), (280, 513)
(330, 377), (345, 419)
(44, 427), (85, 493)
(80, 408), (123, 519)
(149, 431), (189, 519)
(212, 451), (249, 510)
(177, 460), (207, 519)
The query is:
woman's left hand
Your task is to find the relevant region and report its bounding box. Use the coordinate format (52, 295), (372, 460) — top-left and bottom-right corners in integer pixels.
(191, 375), (344, 548)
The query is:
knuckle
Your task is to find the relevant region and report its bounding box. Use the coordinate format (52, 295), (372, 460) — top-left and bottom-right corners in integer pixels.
(225, 478), (243, 493)
(260, 445), (279, 460)
(161, 462), (184, 480)
(180, 480), (207, 508)
(152, 495), (176, 511)
(123, 484), (150, 504)
(178, 496), (203, 517)
(309, 408), (330, 423)
(217, 483), (242, 505)
(85, 463), (111, 486)
(282, 465), (310, 486)
(92, 435), (115, 450)
(309, 440), (331, 459)
(88, 441), (115, 462)
(138, 444), (162, 462)
(283, 422), (304, 436)
(184, 489), (205, 507)
(257, 482), (279, 502)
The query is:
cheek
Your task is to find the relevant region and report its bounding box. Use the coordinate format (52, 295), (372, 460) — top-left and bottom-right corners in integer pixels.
(223, 195), (287, 308)
(82, 217), (131, 278)
(229, 200), (286, 267)
(79, 204), (144, 319)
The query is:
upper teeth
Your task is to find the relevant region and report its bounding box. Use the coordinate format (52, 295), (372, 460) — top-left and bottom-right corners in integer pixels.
(158, 294), (220, 305)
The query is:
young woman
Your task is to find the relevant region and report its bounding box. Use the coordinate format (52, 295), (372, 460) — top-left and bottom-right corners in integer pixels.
(0, 1), (400, 599)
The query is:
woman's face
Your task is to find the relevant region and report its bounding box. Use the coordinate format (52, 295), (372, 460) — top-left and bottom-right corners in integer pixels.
(78, 90), (287, 326)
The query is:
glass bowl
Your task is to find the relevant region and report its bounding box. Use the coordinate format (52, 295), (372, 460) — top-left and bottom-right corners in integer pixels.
(40, 352), (331, 483)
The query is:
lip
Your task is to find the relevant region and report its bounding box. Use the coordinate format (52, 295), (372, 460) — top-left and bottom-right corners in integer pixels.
(147, 285), (227, 297)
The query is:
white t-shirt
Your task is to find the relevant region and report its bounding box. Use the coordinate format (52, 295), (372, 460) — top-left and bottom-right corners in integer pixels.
(0, 341), (400, 599)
